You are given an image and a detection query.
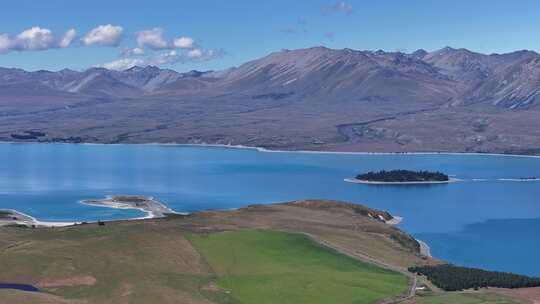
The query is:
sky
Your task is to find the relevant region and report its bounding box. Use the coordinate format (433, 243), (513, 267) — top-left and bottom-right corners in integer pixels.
(1, 0), (540, 72)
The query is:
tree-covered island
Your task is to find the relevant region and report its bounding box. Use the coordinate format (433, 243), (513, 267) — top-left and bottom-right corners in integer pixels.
(355, 170), (449, 183)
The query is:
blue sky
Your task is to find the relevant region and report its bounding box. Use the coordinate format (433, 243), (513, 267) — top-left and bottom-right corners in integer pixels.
(1, 0), (539, 72)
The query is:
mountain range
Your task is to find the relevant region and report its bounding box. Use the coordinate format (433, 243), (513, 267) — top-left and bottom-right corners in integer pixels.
(1, 46), (540, 154)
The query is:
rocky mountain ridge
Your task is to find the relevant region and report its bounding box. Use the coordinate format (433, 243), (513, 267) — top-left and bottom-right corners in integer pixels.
(2, 46), (540, 109)
(1, 46), (540, 154)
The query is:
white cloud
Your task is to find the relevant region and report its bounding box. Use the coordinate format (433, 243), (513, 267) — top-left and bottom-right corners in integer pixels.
(195, 49), (224, 60)
(0, 24), (213, 68)
(58, 29), (77, 48)
(0, 34), (11, 54)
(186, 48), (224, 61)
(136, 28), (196, 51)
(131, 47), (145, 55)
(187, 48), (203, 58)
(152, 50), (179, 64)
(100, 57), (146, 70)
(81, 24), (123, 46)
(0, 27), (78, 54)
(173, 36), (195, 49)
(15, 27), (56, 50)
(99, 48), (224, 70)
(103, 28), (219, 70)
(322, 1), (353, 15)
(121, 47), (145, 56)
(136, 28), (168, 50)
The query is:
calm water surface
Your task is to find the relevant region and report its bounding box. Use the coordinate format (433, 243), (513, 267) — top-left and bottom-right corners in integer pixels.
(0, 283), (39, 292)
(1, 143), (539, 276)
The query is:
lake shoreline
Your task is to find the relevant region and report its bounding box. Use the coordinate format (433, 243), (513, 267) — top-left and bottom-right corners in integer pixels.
(0, 197), (404, 229)
(2, 141), (540, 159)
(0, 195), (182, 228)
(0, 209), (77, 227)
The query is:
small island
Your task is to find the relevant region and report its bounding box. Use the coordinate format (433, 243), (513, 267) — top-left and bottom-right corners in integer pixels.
(347, 170), (453, 184)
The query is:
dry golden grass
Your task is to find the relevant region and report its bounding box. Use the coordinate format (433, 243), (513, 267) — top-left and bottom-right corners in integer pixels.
(0, 221), (223, 304)
(0, 290), (85, 304)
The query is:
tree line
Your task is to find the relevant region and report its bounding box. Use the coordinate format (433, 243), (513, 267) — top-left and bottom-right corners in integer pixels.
(409, 264), (540, 291)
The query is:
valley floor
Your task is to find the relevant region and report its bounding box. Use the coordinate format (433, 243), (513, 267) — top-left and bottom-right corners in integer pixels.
(2, 93), (540, 156)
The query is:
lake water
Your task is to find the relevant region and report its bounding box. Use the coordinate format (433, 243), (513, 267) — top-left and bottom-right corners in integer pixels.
(0, 283), (39, 292)
(1, 143), (539, 276)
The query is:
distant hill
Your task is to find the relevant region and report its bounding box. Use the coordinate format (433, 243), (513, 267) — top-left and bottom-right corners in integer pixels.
(1, 46), (540, 154)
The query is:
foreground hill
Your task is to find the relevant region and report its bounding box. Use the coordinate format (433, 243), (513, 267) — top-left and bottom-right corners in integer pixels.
(0, 200), (421, 304)
(0, 199), (526, 304)
(2, 47), (540, 154)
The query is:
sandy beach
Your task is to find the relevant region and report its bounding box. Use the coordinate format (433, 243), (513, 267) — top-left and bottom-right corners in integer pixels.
(0, 209), (75, 227)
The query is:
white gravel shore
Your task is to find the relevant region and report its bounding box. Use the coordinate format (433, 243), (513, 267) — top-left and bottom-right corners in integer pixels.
(80, 195), (179, 219)
(416, 239), (432, 257)
(0, 209), (76, 227)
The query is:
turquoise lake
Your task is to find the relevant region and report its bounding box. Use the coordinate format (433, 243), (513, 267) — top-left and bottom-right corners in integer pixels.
(1, 143), (540, 276)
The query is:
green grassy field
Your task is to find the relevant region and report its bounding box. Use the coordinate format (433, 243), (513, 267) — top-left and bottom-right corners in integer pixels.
(188, 230), (409, 304)
(410, 293), (523, 304)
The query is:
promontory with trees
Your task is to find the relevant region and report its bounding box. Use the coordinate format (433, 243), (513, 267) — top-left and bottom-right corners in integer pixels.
(354, 170), (450, 183)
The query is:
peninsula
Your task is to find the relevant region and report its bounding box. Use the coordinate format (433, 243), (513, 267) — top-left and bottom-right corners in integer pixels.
(81, 195), (176, 218)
